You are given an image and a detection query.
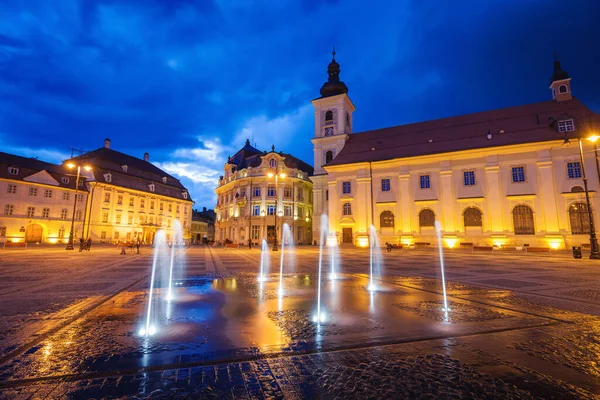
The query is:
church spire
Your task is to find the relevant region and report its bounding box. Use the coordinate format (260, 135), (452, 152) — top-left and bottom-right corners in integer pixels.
(549, 53), (572, 102)
(319, 47), (348, 98)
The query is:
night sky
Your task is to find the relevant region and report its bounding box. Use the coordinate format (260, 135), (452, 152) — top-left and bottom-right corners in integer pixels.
(1, 0), (599, 207)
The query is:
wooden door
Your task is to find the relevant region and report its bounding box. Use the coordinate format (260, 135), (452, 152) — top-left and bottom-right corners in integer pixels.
(25, 224), (43, 243)
(342, 228), (353, 244)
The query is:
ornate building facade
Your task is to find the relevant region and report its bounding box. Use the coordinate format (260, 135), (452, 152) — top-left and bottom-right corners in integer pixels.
(0, 152), (88, 244)
(215, 141), (313, 245)
(69, 139), (194, 244)
(312, 53), (600, 249)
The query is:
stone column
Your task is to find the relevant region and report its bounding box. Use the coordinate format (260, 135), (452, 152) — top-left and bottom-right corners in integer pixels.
(536, 160), (560, 234)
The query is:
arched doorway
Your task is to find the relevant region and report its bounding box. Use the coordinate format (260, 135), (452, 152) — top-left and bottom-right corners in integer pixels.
(25, 224), (43, 243)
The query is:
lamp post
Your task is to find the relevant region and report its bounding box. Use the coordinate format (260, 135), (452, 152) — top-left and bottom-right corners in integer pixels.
(65, 163), (92, 250)
(268, 170), (286, 251)
(578, 137), (600, 259)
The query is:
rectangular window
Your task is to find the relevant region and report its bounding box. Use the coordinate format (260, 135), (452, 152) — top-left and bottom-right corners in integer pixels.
(4, 204), (14, 216)
(267, 186), (276, 197)
(463, 170), (476, 186)
(342, 181), (351, 194)
(567, 162), (582, 179)
(511, 166), (526, 183)
(298, 206), (304, 218)
(150, 200), (155, 210)
(267, 204), (276, 215)
(326, 190), (329, 201)
(253, 187), (261, 197)
(140, 215), (146, 224)
(114, 232), (119, 240)
(62, 192), (70, 201)
(104, 193), (110, 203)
(27, 206), (35, 218)
(29, 187), (37, 196)
(116, 213), (121, 224)
(7, 184), (16, 194)
(158, 217), (163, 225)
(168, 203), (172, 212)
(284, 187), (292, 198)
(44, 189), (52, 198)
(297, 189), (304, 201)
(176, 205), (180, 213)
(284, 204), (292, 216)
(381, 178), (391, 192)
(102, 212), (109, 223)
(0, 227), (6, 236)
(160, 203), (164, 211)
(117, 194), (123, 205)
(60, 209), (68, 219)
(129, 197), (135, 207)
(253, 205), (261, 216)
(140, 199), (145, 209)
(8, 167), (19, 175)
(420, 175), (431, 189)
(42, 208), (50, 218)
(558, 119), (575, 132)
(58, 228), (65, 237)
(128, 214), (133, 224)
(78, 194), (84, 202)
(184, 207), (188, 215)
(101, 231), (106, 239)
(75, 210), (82, 220)
(251, 225), (260, 240)
(239, 207), (245, 217)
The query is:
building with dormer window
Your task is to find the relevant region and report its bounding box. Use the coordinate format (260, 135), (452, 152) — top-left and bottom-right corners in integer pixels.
(312, 52), (600, 249)
(215, 141), (313, 245)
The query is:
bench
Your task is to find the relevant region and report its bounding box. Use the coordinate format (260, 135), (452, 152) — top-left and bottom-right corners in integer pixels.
(3, 241), (27, 249)
(472, 245), (494, 253)
(225, 243), (239, 248)
(414, 242), (431, 248)
(525, 246), (551, 253)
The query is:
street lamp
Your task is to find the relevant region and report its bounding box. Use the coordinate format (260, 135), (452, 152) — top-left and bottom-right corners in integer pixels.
(578, 136), (600, 259)
(267, 170), (286, 251)
(65, 163), (92, 250)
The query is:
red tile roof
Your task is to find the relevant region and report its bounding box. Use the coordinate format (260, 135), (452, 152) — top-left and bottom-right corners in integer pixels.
(326, 98), (598, 167)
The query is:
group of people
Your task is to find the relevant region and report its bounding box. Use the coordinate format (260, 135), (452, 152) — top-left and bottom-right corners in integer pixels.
(119, 238), (141, 255)
(78, 238), (92, 252)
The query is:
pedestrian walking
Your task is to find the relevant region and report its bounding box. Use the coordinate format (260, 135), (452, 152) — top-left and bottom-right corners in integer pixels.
(248, 238), (252, 250)
(136, 238), (140, 254)
(86, 238), (92, 251)
(120, 240), (127, 255)
(79, 238), (84, 252)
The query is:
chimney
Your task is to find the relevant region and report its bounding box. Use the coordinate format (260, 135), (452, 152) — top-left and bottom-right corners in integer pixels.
(104, 138), (111, 149)
(143, 152), (149, 162)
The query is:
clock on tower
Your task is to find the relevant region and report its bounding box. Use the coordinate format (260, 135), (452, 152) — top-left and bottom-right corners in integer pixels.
(324, 127), (334, 136)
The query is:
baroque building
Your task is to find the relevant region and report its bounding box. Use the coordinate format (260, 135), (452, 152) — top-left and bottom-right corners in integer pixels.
(0, 152), (89, 244)
(68, 139), (194, 244)
(312, 53), (600, 249)
(191, 207), (216, 243)
(215, 141), (314, 245)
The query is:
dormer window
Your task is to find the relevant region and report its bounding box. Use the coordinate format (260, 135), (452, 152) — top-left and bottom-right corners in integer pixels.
(269, 159), (277, 168)
(149, 183), (155, 192)
(8, 167), (18, 175)
(61, 177), (70, 184)
(121, 165), (128, 172)
(182, 191), (188, 199)
(325, 110), (334, 125)
(104, 173), (112, 183)
(559, 84), (568, 94)
(558, 119), (575, 133)
(162, 176), (167, 183)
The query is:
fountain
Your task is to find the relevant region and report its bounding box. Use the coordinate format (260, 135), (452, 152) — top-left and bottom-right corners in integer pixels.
(313, 214), (328, 323)
(277, 224), (291, 297)
(258, 239), (269, 282)
(140, 230), (166, 336)
(328, 235), (337, 280)
(166, 220), (184, 302)
(367, 225), (381, 292)
(434, 221), (450, 321)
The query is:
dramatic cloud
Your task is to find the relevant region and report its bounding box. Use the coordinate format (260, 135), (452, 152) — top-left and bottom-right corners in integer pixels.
(1, 0), (599, 206)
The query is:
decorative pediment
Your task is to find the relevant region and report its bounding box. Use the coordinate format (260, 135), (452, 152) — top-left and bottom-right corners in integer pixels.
(338, 216), (356, 226)
(23, 170), (59, 186)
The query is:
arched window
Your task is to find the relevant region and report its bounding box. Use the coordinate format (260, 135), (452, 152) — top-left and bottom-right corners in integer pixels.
(559, 84), (568, 94)
(571, 186), (584, 193)
(380, 211), (394, 228)
(343, 202), (352, 216)
(325, 110), (333, 123)
(269, 159), (276, 168)
(325, 151), (333, 164)
(419, 209), (435, 227)
(463, 207), (482, 227)
(513, 205), (535, 235)
(569, 202), (591, 234)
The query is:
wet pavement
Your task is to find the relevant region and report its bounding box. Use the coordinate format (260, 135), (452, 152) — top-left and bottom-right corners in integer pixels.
(1, 245), (600, 398)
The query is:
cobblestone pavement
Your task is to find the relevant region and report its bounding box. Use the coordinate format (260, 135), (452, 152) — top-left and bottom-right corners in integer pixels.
(1, 245), (600, 398)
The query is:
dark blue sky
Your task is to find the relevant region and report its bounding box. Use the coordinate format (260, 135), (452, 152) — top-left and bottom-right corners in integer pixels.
(1, 0), (599, 206)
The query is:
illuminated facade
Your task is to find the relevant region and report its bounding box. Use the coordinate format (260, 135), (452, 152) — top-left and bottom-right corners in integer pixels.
(312, 54), (600, 249)
(215, 141), (313, 245)
(69, 139), (194, 244)
(0, 152), (88, 244)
